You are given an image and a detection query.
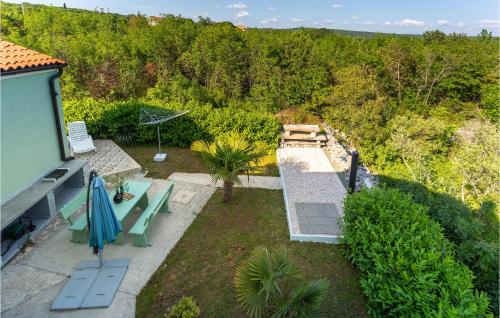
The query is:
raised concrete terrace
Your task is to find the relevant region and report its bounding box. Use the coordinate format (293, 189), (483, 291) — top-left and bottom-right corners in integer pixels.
(277, 147), (347, 243)
(74, 140), (141, 176)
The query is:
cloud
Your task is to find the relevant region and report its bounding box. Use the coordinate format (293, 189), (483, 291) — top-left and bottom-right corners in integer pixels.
(325, 19), (334, 23)
(227, 2), (246, 9)
(235, 10), (249, 18)
(363, 21), (375, 25)
(291, 18), (304, 22)
(478, 19), (500, 26)
(267, 6), (275, 10)
(394, 19), (426, 27)
(332, 4), (343, 8)
(458, 22), (465, 27)
(261, 17), (278, 24)
(384, 21), (391, 25)
(351, 16), (359, 20)
(437, 19), (451, 26)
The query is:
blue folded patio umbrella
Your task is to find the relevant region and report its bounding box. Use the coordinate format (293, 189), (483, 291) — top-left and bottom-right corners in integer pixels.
(87, 174), (122, 267)
(52, 171), (130, 310)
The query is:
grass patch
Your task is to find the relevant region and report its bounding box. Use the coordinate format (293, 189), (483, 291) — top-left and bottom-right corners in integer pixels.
(136, 188), (367, 317)
(123, 145), (279, 179)
(123, 145), (208, 179)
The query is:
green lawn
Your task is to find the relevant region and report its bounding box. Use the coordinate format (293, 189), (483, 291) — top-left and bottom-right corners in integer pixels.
(136, 188), (368, 317)
(123, 145), (279, 179)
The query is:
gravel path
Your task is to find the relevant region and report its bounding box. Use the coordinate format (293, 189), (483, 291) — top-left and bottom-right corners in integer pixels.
(277, 148), (347, 243)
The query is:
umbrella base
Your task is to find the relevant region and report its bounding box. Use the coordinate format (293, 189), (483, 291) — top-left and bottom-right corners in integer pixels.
(153, 153), (167, 162)
(51, 258), (130, 311)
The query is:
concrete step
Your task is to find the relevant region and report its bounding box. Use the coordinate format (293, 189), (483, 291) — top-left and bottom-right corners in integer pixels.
(280, 141), (325, 148)
(283, 133), (327, 141)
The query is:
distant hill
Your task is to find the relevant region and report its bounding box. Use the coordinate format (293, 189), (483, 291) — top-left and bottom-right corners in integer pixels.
(258, 27), (421, 38)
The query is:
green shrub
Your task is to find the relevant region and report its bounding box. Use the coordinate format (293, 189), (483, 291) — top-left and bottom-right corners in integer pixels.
(234, 246), (329, 318)
(342, 187), (492, 317)
(166, 296), (200, 318)
(63, 98), (281, 148)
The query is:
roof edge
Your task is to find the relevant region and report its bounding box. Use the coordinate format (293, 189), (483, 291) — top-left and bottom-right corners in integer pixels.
(1, 63), (67, 76)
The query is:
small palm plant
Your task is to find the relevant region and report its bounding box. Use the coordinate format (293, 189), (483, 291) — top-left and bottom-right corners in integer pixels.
(191, 133), (266, 203)
(235, 246), (330, 318)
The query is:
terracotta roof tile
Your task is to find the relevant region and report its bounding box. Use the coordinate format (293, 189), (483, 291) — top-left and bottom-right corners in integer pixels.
(0, 40), (66, 74)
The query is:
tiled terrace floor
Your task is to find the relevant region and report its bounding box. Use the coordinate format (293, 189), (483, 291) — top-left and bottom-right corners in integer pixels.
(74, 140), (141, 176)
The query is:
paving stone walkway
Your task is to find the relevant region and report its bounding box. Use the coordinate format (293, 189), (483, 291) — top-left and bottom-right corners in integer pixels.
(74, 140), (141, 177)
(1, 177), (215, 318)
(168, 172), (282, 189)
(277, 148), (347, 243)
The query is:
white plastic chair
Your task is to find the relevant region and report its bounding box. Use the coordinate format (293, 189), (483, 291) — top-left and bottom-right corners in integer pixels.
(67, 121), (96, 154)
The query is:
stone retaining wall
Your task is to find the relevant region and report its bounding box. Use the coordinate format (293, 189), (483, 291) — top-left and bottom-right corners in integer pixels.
(322, 123), (378, 191)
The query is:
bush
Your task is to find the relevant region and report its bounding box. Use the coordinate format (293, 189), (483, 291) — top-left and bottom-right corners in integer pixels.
(342, 187), (492, 317)
(166, 296), (200, 318)
(234, 246), (329, 318)
(63, 98), (281, 148)
(380, 177), (499, 313)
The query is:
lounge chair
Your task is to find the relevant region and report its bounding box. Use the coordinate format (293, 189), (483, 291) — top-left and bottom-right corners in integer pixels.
(68, 121), (96, 154)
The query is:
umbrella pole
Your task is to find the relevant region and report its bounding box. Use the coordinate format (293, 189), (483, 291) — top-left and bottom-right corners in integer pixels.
(98, 250), (103, 268)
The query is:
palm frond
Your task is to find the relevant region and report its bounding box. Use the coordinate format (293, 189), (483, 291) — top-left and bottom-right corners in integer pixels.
(283, 279), (330, 318)
(191, 132), (267, 187)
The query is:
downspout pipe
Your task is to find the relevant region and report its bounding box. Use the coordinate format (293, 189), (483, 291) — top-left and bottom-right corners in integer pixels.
(49, 67), (73, 161)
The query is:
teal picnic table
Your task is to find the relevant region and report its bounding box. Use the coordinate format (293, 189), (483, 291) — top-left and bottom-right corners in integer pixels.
(110, 180), (152, 245)
(61, 180), (152, 244)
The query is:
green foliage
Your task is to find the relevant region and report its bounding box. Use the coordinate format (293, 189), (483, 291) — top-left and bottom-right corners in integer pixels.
(63, 98), (280, 148)
(3, 2), (498, 311)
(234, 246), (329, 318)
(166, 296), (200, 318)
(191, 133), (266, 202)
(342, 187), (492, 317)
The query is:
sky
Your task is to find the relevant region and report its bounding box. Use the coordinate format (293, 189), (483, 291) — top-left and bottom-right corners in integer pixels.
(7, 0), (500, 35)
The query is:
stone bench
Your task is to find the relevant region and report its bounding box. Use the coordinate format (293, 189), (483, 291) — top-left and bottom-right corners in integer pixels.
(283, 124), (321, 137)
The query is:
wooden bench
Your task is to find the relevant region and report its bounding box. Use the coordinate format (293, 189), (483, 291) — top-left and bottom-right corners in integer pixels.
(59, 188), (89, 243)
(129, 181), (174, 247)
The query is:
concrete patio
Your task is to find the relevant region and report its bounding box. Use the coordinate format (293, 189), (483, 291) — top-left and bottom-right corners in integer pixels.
(277, 147), (347, 243)
(1, 177), (216, 318)
(1, 169), (286, 317)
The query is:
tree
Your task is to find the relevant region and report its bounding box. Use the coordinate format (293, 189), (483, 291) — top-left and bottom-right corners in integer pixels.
(387, 114), (451, 184)
(380, 40), (411, 103)
(452, 120), (499, 209)
(413, 47), (452, 106)
(234, 246), (329, 318)
(180, 23), (248, 101)
(478, 29), (492, 40)
(191, 133), (266, 202)
(423, 30), (446, 44)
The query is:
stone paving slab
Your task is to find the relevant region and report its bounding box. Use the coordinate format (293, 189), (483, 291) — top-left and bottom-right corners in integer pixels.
(168, 172), (282, 189)
(74, 140), (141, 176)
(277, 148), (347, 243)
(1, 177), (215, 318)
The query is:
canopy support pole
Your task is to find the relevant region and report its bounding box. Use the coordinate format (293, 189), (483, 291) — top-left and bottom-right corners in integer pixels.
(157, 126), (161, 154)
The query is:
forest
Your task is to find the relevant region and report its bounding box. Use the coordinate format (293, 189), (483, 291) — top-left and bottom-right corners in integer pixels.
(2, 1), (499, 314)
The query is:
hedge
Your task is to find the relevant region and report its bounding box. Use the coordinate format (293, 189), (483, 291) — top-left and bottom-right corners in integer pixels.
(63, 98), (281, 148)
(342, 188), (492, 317)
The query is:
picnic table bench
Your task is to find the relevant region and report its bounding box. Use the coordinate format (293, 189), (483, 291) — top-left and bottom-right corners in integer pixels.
(129, 181), (174, 247)
(60, 180), (151, 244)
